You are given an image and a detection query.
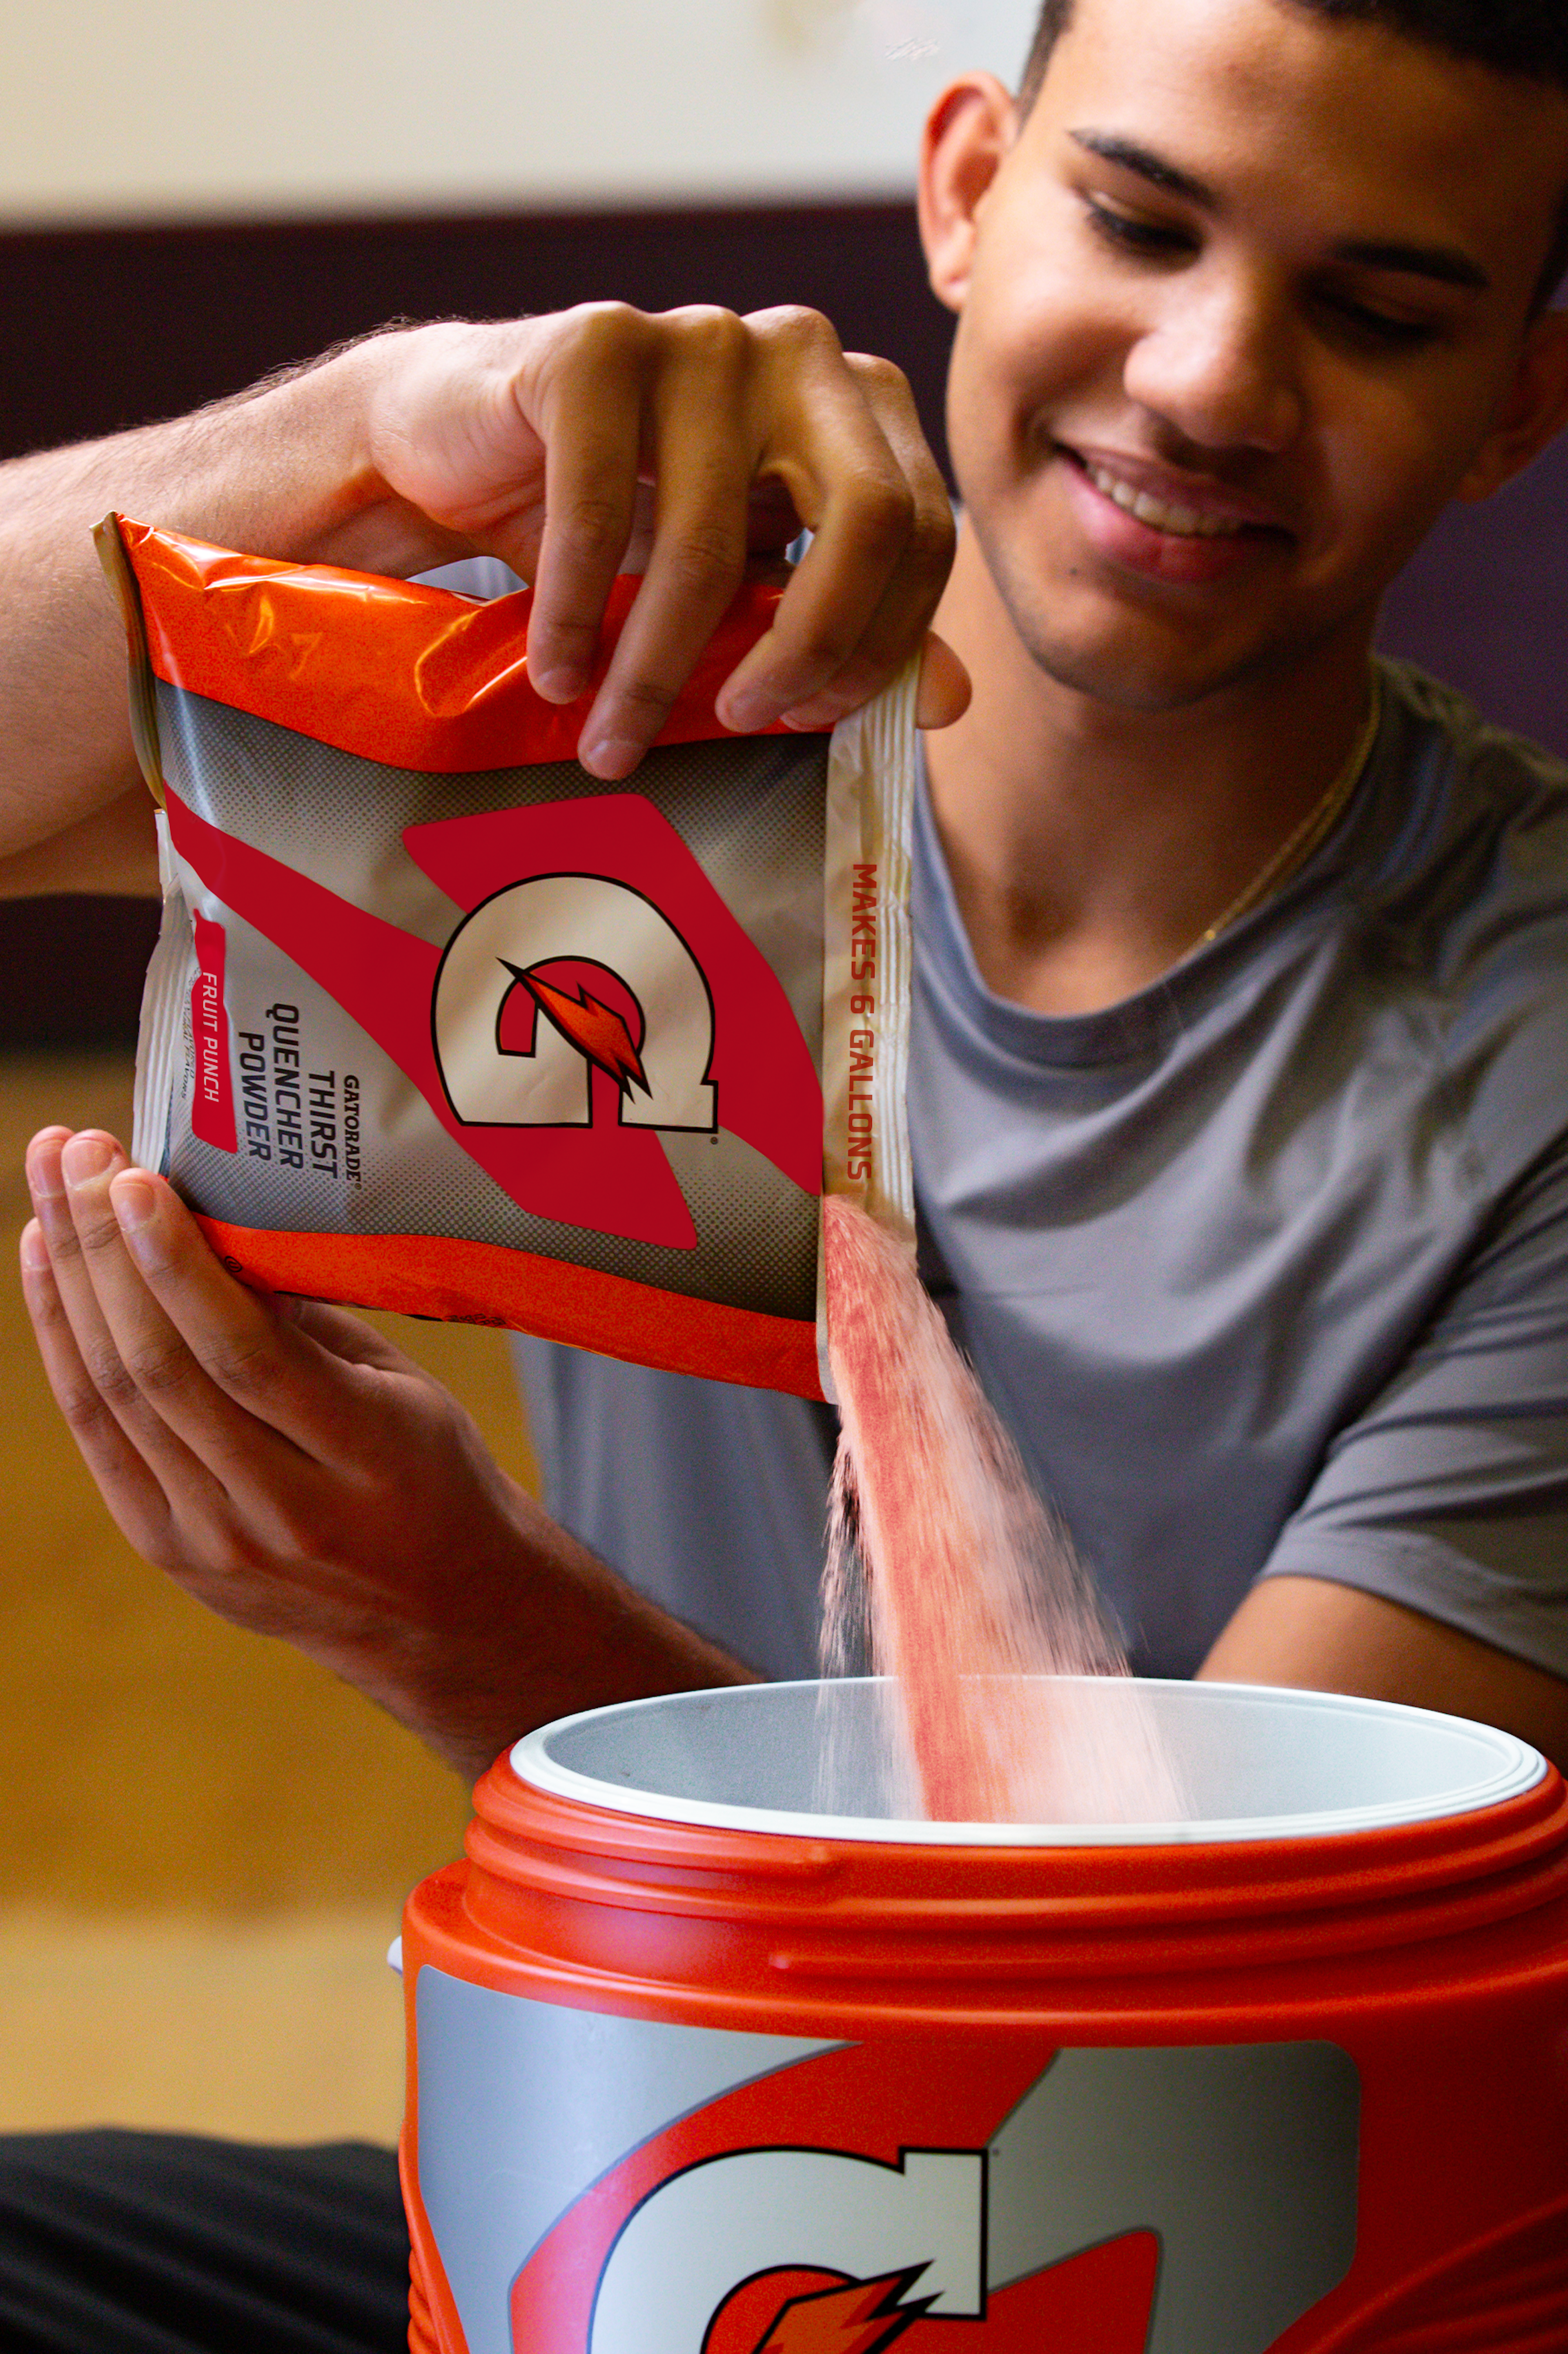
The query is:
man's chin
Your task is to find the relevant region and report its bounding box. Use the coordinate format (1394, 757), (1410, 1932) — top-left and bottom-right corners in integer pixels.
(977, 544), (1263, 714)
(962, 505), (1361, 718)
(1016, 615), (1275, 718)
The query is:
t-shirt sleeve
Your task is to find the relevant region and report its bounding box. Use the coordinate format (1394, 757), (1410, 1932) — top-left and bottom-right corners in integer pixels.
(1261, 1150), (1568, 1678)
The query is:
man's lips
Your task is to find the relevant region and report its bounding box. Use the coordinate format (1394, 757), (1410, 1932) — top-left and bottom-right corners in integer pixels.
(1057, 444), (1293, 586)
(1068, 445), (1289, 534)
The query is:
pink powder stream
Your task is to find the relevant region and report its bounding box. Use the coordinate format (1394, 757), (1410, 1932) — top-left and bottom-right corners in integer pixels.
(822, 1194), (1186, 1825)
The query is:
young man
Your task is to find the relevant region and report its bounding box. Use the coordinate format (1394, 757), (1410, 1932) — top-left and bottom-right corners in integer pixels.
(6, 0), (1568, 2342)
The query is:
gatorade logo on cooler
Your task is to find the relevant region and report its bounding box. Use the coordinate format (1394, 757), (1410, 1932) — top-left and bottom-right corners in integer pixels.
(595, 2147), (985, 2351)
(412, 1978), (1362, 2354)
(582, 2056), (1356, 2354)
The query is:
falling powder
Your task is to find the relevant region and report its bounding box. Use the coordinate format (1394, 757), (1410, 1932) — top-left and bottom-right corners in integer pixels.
(822, 1193), (1187, 1825)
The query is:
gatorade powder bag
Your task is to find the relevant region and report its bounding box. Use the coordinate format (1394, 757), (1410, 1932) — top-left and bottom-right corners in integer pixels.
(98, 516), (917, 1400)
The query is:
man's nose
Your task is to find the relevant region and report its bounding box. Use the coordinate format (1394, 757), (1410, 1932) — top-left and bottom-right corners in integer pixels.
(1121, 269), (1303, 455)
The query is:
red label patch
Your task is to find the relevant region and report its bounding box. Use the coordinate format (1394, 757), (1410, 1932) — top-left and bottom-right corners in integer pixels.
(189, 914), (237, 1153)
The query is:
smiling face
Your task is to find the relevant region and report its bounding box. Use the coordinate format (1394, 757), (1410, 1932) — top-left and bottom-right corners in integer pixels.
(925, 0), (1568, 714)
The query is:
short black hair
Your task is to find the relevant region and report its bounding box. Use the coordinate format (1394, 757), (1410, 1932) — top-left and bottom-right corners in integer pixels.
(1021, 0), (1568, 103)
(1018, 0), (1568, 305)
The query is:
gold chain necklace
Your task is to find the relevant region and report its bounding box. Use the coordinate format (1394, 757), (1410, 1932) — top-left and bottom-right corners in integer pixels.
(1190, 675), (1383, 957)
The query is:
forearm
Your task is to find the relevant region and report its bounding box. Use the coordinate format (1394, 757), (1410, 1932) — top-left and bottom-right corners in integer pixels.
(0, 334), (454, 874)
(0, 786), (162, 898)
(1200, 1573), (1568, 1773)
(347, 1471), (760, 1786)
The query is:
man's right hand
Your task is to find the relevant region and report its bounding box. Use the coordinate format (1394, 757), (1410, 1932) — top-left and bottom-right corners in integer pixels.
(347, 305), (965, 779)
(0, 303), (964, 883)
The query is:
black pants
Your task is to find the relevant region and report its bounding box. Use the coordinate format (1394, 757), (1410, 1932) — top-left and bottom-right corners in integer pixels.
(0, 2132), (409, 2352)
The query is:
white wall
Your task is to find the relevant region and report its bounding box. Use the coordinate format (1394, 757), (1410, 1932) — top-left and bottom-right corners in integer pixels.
(0, 0), (1037, 227)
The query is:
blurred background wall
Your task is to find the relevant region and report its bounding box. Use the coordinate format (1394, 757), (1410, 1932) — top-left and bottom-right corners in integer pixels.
(0, 0), (1564, 2143)
(0, 0), (1031, 220)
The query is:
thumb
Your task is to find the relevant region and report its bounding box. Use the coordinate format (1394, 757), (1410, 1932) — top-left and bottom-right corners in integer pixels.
(915, 631), (971, 730)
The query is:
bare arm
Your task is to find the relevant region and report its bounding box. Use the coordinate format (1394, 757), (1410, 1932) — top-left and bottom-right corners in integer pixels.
(0, 351), (381, 884)
(1200, 1573), (1568, 1775)
(0, 309), (962, 894)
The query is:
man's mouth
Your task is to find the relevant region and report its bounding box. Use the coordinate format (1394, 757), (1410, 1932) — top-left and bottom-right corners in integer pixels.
(1066, 448), (1287, 542)
(1051, 444), (1292, 588)
(1082, 461), (1247, 539)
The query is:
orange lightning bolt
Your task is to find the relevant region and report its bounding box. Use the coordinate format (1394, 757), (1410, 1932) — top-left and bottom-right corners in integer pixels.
(753, 2269), (935, 2354)
(506, 964), (649, 1097)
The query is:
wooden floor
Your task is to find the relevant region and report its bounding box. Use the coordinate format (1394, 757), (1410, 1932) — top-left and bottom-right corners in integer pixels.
(0, 1048), (539, 2142)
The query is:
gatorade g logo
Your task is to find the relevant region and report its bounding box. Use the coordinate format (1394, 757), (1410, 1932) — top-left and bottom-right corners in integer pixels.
(409, 1995), (1364, 2354)
(571, 2040), (1362, 2354)
(594, 2148), (986, 2352)
(401, 794), (820, 1246)
(432, 875), (718, 1134)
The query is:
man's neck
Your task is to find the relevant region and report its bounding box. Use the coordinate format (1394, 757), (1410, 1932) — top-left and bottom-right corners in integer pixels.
(923, 524), (1379, 1016)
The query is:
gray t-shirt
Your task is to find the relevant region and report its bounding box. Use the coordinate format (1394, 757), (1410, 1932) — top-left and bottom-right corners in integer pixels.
(517, 660), (1568, 1685)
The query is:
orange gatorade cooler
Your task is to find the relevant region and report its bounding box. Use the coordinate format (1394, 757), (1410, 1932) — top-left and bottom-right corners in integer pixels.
(398, 1679), (1568, 2352)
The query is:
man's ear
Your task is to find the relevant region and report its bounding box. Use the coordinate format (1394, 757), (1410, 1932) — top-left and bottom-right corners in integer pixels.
(918, 74), (1018, 318)
(1455, 308), (1568, 503)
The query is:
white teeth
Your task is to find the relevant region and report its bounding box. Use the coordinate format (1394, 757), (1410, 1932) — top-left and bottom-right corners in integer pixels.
(1086, 462), (1246, 539)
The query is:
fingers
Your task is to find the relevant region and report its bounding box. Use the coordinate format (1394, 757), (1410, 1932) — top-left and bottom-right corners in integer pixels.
(23, 1129), (354, 1493)
(371, 306), (954, 774)
(576, 312), (762, 773)
(19, 1212), (181, 1562)
(915, 631), (972, 731)
(524, 306), (649, 705)
(492, 305), (953, 779)
(25, 1130), (219, 1489)
(370, 305), (955, 780)
(719, 340), (957, 736)
(105, 1162), (381, 1473)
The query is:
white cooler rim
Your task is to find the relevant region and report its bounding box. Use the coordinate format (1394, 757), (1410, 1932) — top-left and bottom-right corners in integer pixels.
(508, 1676), (1548, 1847)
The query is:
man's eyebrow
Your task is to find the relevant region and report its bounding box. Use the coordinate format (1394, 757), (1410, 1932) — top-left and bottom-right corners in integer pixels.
(1069, 130), (1491, 294)
(1070, 130), (1213, 207)
(1329, 239), (1490, 294)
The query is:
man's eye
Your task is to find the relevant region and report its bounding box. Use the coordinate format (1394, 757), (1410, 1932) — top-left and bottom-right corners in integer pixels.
(1318, 291), (1439, 351)
(1083, 200), (1194, 259)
